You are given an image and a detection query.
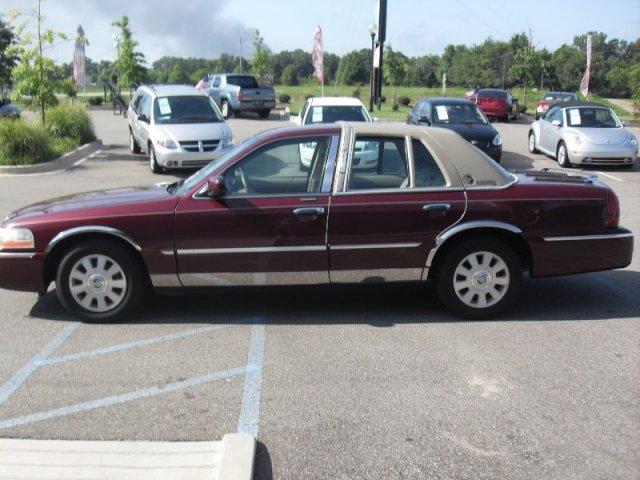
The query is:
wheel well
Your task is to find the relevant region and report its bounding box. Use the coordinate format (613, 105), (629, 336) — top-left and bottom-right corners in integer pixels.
(43, 233), (150, 289)
(427, 228), (532, 281)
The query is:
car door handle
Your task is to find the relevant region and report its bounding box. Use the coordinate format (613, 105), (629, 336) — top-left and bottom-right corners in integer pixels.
(422, 203), (451, 215)
(293, 207), (325, 217)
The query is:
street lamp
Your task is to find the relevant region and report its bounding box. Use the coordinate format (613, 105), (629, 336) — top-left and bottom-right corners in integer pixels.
(368, 23), (378, 112)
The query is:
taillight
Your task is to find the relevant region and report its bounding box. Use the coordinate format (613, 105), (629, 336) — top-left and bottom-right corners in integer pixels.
(604, 191), (620, 228)
(538, 101), (549, 110)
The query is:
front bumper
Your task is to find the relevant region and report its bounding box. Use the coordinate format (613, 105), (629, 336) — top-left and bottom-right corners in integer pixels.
(155, 145), (235, 169)
(568, 144), (638, 166)
(0, 252), (45, 293)
(530, 227), (633, 277)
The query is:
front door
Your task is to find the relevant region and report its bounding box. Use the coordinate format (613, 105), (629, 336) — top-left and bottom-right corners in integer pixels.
(173, 133), (338, 286)
(328, 136), (465, 283)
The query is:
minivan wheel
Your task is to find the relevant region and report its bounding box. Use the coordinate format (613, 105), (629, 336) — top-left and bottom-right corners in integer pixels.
(149, 145), (161, 173)
(436, 237), (522, 319)
(557, 142), (572, 168)
(221, 100), (232, 119)
(130, 130), (141, 154)
(55, 240), (146, 322)
(528, 132), (538, 153)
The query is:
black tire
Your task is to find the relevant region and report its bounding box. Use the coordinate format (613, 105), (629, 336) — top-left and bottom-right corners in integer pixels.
(221, 100), (233, 119)
(130, 129), (141, 154)
(528, 131), (539, 153)
(149, 144), (161, 173)
(502, 115), (510, 123)
(55, 240), (147, 322)
(258, 109), (270, 119)
(556, 141), (573, 168)
(435, 237), (522, 319)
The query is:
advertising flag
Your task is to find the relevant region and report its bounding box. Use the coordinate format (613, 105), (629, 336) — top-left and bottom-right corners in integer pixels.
(312, 26), (324, 86)
(73, 25), (87, 87)
(579, 34), (592, 98)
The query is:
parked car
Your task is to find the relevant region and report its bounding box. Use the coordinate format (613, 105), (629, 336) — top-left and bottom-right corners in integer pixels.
(128, 84), (234, 173)
(466, 88), (517, 122)
(0, 98), (21, 118)
(535, 92), (579, 120)
(295, 96), (375, 170)
(199, 74), (275, 119)
(407, 97), (502, 162)
(0, 123), (632, 322)
(528, 101), (638, 168)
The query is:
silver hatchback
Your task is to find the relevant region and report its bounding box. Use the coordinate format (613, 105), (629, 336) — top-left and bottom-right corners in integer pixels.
(528, 101), (638, 168)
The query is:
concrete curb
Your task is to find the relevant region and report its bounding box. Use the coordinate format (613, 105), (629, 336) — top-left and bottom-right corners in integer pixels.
(0, 433), (256, 480)
(0, 139), (103, 176)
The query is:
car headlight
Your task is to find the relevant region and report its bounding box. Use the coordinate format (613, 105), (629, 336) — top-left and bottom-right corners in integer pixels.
(155, 139), (178, 150)
(0, 228), (35, 250)
(573, 135), (583, 145)
(492, 134), (502, 146)
(628, 135), (638, 146)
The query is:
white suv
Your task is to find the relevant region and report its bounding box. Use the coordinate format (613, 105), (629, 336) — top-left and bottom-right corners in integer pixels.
(128, 85), (234, 173)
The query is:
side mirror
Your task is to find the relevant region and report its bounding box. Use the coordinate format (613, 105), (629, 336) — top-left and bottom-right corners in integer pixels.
(622, 120), (629, 127)
(138, 114), (149, 123)
(552, 119), (562, 127)
(418, 116), (431, 126)
(207, 176), (225, 198)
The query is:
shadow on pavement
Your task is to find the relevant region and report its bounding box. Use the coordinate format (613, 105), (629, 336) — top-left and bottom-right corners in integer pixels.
(29, 269), (640, 325)
(253, 441), (274, 480)
(501, 151), (537, 170)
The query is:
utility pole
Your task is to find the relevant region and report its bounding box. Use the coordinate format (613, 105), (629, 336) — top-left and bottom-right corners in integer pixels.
(239, 35), (243, 71)
(374, 0), (387, 110)
(501, 54), (506, 89)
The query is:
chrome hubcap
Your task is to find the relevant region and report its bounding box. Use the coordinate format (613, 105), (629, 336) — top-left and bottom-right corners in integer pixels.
(558, 146), (566, 165)
(222, 102), (228, 116)
(453, 251), (509, 309)
(149, 149), (155, 168)
(529, 134), (535, 151)
(68, 254), (127, 313)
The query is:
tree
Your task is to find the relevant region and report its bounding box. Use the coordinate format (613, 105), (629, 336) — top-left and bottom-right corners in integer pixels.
(383, 46), (408, 105)
(10, 0), (66, 124)
(251, 29), (271, 80)
(281, 64), (298, 86)
(112, 16), (146, 91)
(0, 16), (18, 92)
(509, 48), (544, 107)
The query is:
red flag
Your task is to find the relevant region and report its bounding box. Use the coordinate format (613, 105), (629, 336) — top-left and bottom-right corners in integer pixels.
(312, 26), (324, 85)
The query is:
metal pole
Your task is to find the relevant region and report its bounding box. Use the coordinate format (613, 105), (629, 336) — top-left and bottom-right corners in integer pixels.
(376, 0), (387, 110)
(369, 33), (375, 112)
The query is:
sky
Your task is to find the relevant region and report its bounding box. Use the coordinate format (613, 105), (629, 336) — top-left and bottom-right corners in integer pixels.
(0, 0), (638, 64)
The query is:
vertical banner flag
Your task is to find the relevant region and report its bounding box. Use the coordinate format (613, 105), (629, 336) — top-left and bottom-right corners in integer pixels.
(312, 26), (324, 90)
(73, 25), (87, 87)
(580, 34), (592, 98)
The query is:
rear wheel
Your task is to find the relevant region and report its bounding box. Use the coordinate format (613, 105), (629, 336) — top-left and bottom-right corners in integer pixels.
(130, 130), (141, 154)
(55, 240), (146, 322)
(436, 237), (522, 319)
(528, 132), (539, 153)
(221, 100), (233, 119)
(258, 109), (270, 119)
(557, 141), (572, 168)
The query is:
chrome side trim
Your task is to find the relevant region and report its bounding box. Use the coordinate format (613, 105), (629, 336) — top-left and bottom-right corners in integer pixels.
(177, 245), (326, 255)
(150, 273), (182, 288)
(0, 252), (36, 259)
(330, 268), (422, 283)
(330, 242), (421, 251)
(45, 226), (142, 254)
(180, 271), (330, 286)
(543, 233), (633, 242)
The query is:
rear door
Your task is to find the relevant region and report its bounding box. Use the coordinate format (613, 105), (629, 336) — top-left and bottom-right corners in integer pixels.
(327, 134), (465, 283)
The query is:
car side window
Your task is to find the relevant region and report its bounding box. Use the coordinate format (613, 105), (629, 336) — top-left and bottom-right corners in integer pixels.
(223, 136), (331, 196)
(140, 94), (151, 119)
(544, 106), (559, 121)
(348, 136), (409, 191)
(132, 93), (143, 114)
(548, 108), (563, 125)
(412, 139), (446, 188)
(212, 77), (221, 88)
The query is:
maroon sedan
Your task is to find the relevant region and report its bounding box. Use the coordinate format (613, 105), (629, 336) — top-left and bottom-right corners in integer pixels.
(0, 123), (633, 321)
(466, 88), (517, 122)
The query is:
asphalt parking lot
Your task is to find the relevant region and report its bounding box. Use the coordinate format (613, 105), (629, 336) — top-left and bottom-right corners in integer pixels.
(1, 109), (639, 479)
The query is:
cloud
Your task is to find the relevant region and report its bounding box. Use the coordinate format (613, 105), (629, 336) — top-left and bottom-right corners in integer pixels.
(2, 0), (258, 63)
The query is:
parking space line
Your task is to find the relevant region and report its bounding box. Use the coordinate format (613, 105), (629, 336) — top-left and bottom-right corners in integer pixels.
(0, 365), (254, 430)
(596, 171), (623, 182)
(37, 323), (233, 366)
(0, 322), (79, 406)
(237, 321), (266, 436)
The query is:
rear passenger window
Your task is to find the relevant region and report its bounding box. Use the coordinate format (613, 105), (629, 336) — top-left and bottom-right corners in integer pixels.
(348, 136), (409, 190)
(412, 139), (446, 188)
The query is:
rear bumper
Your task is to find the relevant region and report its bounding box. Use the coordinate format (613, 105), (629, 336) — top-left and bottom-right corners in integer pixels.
(0, 252), (45, 293)
(478, 105), (508, 118)
(234, 100), (275, 111)
(530, 227), (633, 277)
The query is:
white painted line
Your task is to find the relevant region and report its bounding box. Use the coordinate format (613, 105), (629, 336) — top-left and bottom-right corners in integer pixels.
(0, 323), (79, 406)
(0, 365), (253, 430)
(237, 320), (266, 436)
(595, 171), (623, 182)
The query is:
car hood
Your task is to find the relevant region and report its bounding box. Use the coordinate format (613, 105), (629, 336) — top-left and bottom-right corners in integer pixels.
(569, 127), (629, 145)
(4, 183), (179, 226)
(153, 122), (230, 142)
(433, 123), (497, 143)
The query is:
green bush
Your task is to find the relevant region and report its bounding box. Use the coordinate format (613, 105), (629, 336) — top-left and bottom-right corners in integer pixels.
(278, 94), (291, 104)
(0, 119), (54, 165)
(517, 103), (527, 114)
(398, 96), (411, 106)
(379, 95), (387, 103)
(281, 65), (298, 86)
(46, 102), (96, 144)
(352, 87), (361, 98)
(392, 103), (399, 111)
(88, 96), (103, 106)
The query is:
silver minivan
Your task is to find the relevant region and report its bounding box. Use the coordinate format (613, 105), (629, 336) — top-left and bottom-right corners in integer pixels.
(128, 84), (234, 173)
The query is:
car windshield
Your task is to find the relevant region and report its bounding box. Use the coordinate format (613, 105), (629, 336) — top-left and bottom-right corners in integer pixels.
(153, 96), (222, 124)
(431, 103), (487, 125)
(304, 105), (368, 124)
(171, 135), (263, 195)
(226, 75), (259, 88)
(566, 107), (621, 128)
(543, 93), (575, 102)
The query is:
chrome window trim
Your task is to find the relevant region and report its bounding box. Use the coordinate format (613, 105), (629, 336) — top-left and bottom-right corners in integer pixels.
(543, 232), (633, 242)
(330, 242), (421, 250)
(177, 245), (326, 255)
(0, 252), (36, 259)
(45, 226), (142, 254)
(334, 186), (465, 196)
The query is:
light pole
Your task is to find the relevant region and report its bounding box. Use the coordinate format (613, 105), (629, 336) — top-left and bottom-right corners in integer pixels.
(368, 23), (378, 113)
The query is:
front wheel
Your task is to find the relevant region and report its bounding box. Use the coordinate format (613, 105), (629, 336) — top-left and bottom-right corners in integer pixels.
(221, 100), (233, 119)
(436, 237), (522, 319)
(130, 130), (141, 154)
(557, 142), (573, 168)
(55, 240), (146, 322)
(528, 132), (539, 153)
(149, 145), (161, 173)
